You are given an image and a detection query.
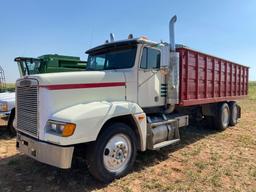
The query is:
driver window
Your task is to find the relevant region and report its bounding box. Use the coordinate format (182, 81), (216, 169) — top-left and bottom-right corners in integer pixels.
(140, 47), (160, 69)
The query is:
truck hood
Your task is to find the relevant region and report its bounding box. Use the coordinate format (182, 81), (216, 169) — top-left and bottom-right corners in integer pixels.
(27, 71), (125, 86)
(19, 71), (127, 117)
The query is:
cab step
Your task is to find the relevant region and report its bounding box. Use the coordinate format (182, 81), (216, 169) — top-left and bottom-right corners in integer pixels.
(152, 139), (180, 150)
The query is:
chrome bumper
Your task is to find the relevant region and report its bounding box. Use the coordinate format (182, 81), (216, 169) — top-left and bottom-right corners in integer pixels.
(16, 133), (74, 169)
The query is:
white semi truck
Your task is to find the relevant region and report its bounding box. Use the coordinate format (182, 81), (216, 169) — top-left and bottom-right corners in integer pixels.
(15, 16), (248, 182)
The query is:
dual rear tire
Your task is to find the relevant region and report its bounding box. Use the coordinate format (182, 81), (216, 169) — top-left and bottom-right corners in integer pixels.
(213, 102), (238, 131)
(229, 102), (238, 126)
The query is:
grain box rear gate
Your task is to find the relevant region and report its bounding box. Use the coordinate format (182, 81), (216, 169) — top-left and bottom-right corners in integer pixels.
(177, 46), (249, 106)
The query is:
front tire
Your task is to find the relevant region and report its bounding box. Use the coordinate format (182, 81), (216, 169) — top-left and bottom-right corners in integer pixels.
(86, 123), (137, 183)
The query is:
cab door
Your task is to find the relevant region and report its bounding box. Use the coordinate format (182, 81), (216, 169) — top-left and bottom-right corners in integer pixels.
(138, 46), (165, 108)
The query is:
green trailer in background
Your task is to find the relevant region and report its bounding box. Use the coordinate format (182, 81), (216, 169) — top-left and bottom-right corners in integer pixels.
(15, 54), (87, 76)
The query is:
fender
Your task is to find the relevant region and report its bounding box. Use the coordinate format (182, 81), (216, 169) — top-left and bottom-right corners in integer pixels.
(45, 101), (147, 150)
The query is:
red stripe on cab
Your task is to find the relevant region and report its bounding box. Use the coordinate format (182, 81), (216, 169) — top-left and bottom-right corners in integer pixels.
(39, 82), (126, 90)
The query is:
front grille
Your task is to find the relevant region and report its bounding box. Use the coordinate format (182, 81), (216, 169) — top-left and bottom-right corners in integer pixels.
(16, 79), (39, 137)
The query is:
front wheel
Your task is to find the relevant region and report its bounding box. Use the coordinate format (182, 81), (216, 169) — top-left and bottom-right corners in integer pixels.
(86, 123), (137, 183)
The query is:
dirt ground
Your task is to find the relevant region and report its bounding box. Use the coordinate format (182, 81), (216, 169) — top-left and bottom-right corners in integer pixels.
(0, 98), (255, 192)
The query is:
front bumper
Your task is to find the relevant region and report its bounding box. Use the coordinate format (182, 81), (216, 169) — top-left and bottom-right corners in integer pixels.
(16, 133), (74, 169)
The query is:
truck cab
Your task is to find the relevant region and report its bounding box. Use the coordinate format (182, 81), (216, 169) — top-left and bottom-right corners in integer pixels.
(85, 37), (176, 108)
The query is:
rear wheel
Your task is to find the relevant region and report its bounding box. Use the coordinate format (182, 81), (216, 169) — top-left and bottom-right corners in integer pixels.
(86, 123), (137, 183)
(214, 103), (230, 131)
(229, 102), (238, 126)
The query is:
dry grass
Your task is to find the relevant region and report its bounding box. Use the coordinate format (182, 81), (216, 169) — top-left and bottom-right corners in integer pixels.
(249, 81), (256, 100)
(0, 83), (255, 192)
(5, 83), (15, 88)
(2, 83), (15, 92)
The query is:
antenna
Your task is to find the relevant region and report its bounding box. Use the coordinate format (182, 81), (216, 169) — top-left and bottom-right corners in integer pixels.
(110, 33), (115, 42)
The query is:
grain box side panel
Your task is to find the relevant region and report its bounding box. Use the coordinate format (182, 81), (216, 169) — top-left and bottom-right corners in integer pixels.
(177, 47), (248, 106)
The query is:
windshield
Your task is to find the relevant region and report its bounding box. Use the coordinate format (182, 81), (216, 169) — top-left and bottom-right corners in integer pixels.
(87, 46), (137, 71)
(17, 60), (43, 76)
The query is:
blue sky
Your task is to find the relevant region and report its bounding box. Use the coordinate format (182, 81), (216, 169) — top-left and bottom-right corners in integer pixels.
(0, 0), (255, 82)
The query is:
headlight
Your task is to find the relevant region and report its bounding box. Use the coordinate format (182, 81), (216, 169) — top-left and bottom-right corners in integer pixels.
(0, 102), (8, 112)
(48, 120), (76, 137)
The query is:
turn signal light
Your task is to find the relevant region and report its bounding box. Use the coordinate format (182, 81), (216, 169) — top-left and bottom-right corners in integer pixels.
(138, 115), (145, 121)
(62, 123), (76, 137)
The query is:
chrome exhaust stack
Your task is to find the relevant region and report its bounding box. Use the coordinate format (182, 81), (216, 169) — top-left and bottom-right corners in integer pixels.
(164, 15), (179, 113)
(169, 15), (177, 52)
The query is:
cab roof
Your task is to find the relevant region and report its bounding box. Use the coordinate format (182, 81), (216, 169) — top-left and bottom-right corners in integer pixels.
(85, 37), (160, 54)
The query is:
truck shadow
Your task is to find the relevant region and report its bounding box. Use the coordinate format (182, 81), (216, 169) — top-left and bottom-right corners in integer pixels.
(0, 122), (219, 192)
(135, 122), (218, 170)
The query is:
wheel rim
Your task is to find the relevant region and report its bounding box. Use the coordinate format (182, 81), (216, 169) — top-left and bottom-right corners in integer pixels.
(103, 133), (132, 173)
(232, 105), (238, 123)
(222, 106), (229, 127)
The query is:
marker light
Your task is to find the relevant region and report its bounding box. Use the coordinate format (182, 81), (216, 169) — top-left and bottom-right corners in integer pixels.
(140, 35), (148, 40)
(128, 34), (133, 39)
